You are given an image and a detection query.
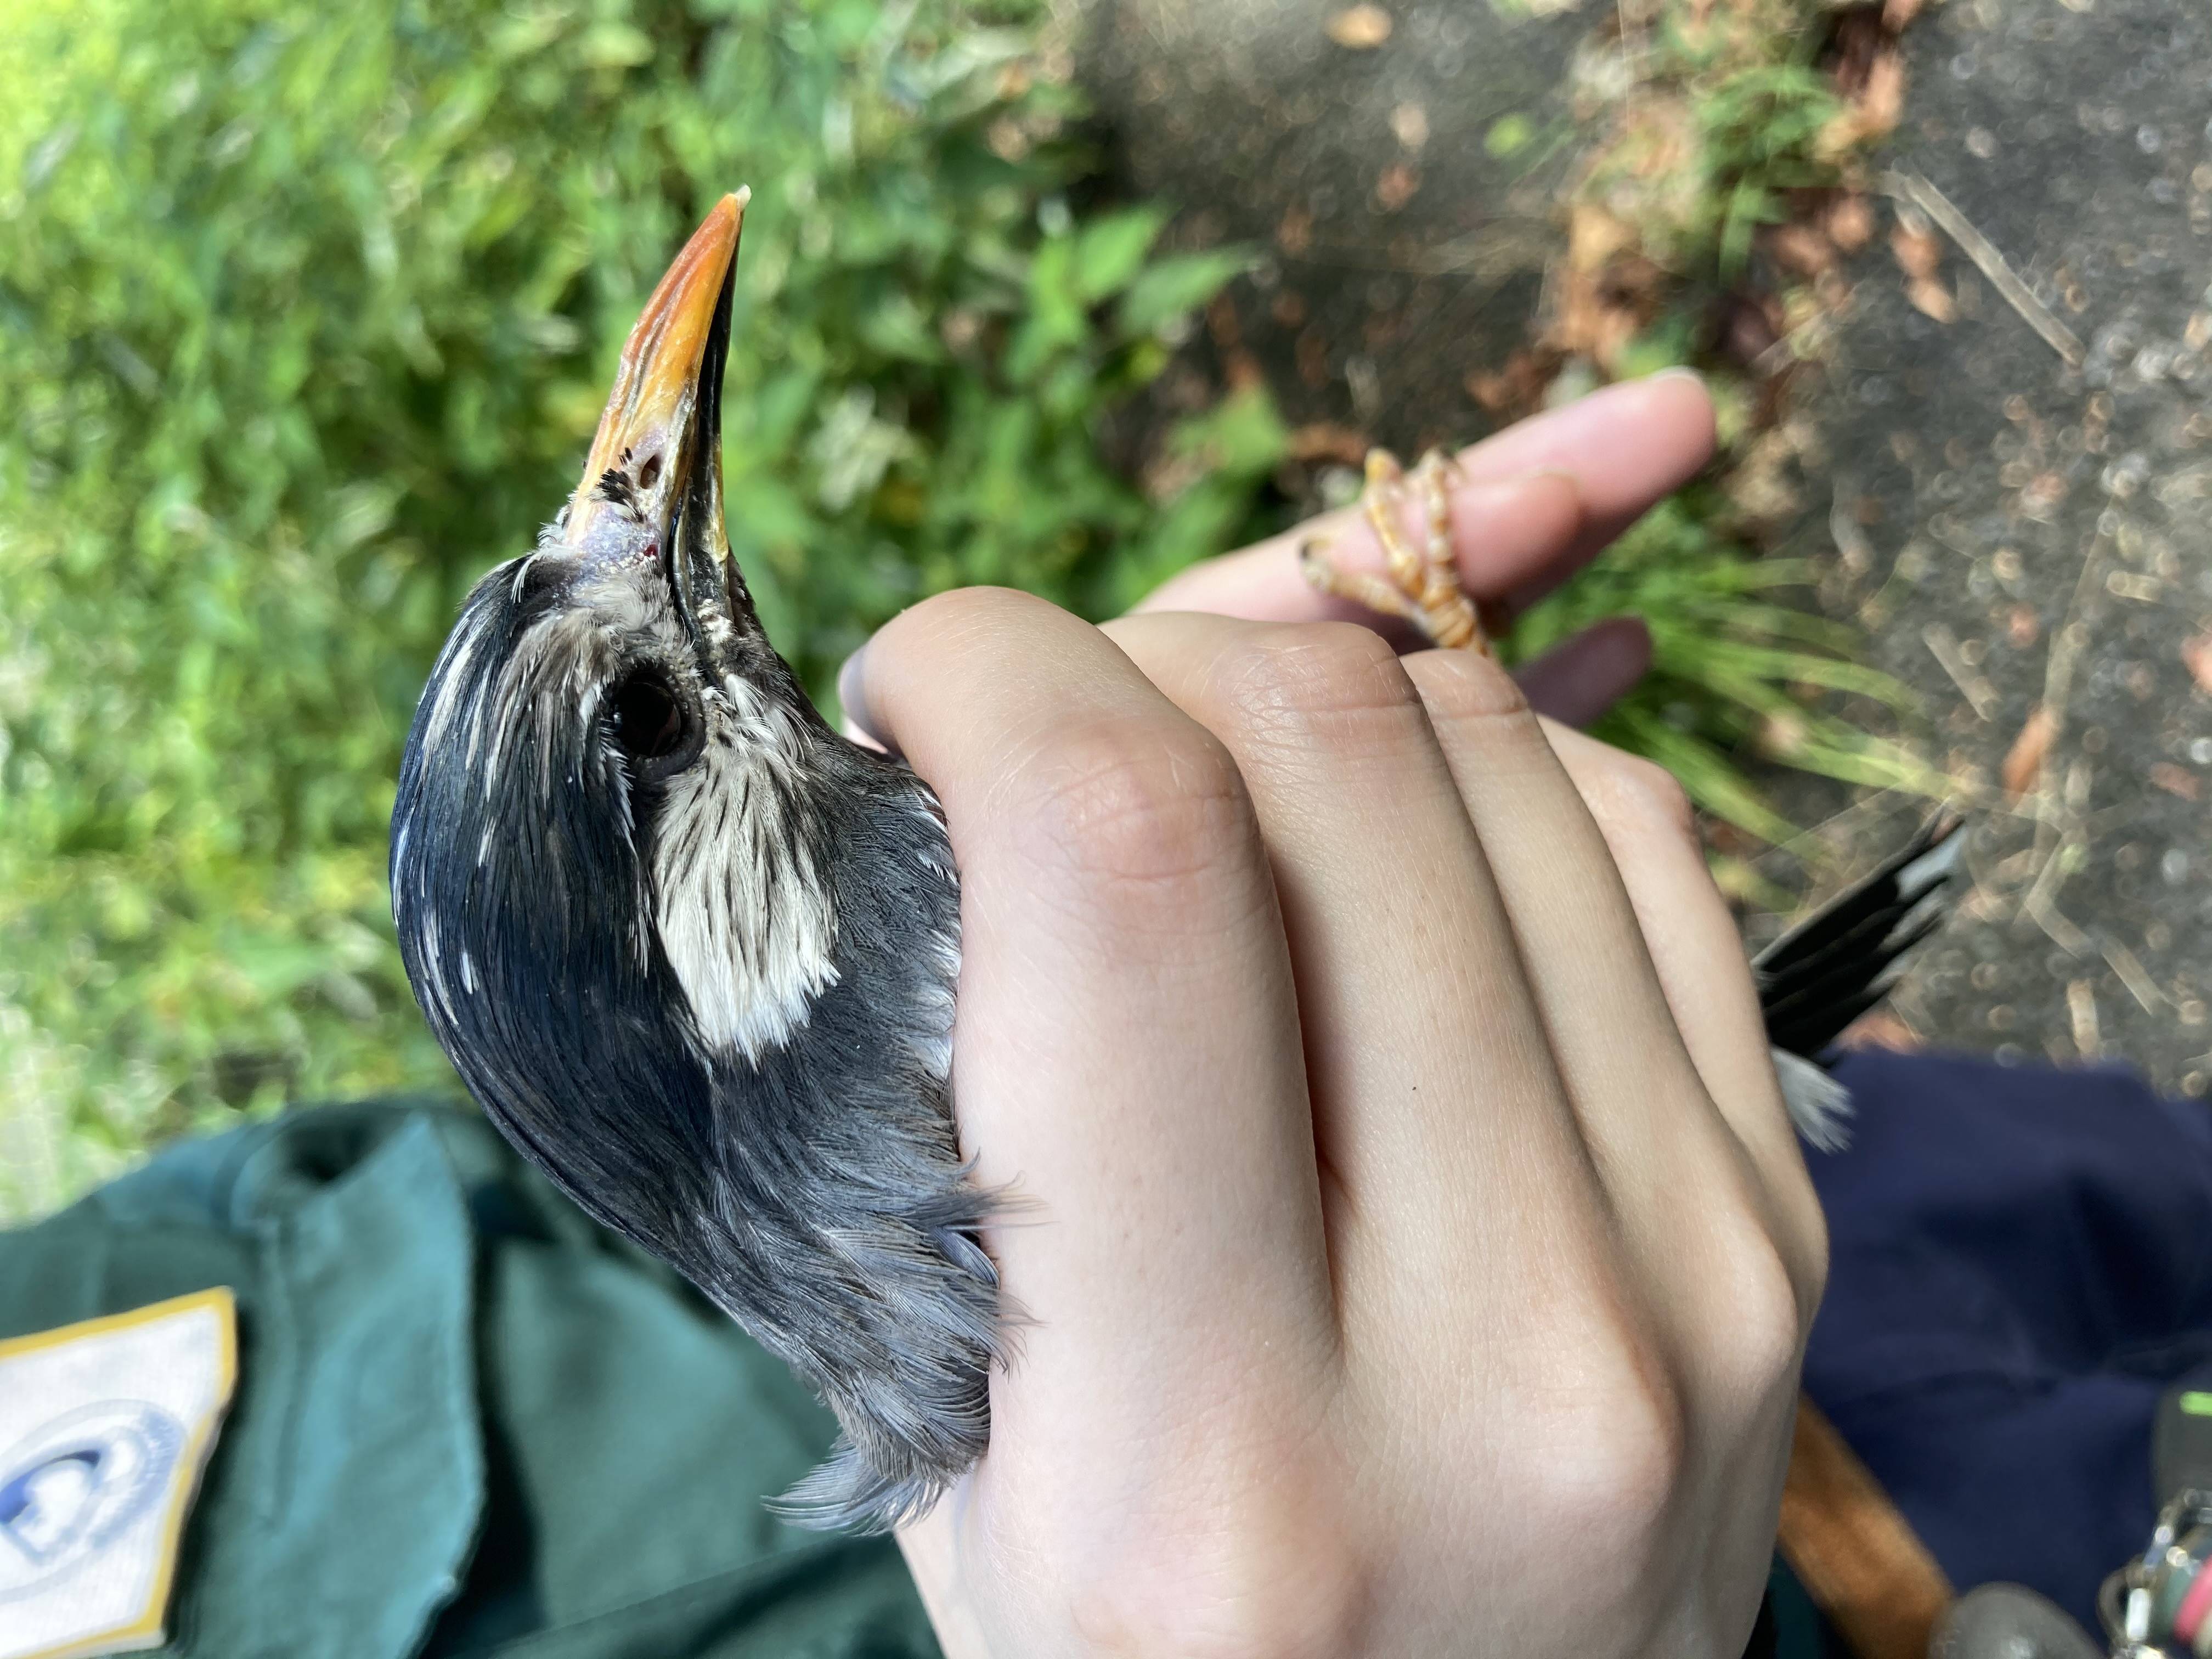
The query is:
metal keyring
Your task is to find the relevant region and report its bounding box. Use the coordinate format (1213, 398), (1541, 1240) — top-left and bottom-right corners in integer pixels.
(2103, 1492), (2212, 1656)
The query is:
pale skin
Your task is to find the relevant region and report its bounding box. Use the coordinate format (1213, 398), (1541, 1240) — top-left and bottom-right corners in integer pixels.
(840, 370), (1825, 1658)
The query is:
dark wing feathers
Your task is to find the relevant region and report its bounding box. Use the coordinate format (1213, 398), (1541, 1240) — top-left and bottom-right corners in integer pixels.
(1754, 813), (1965, 1059)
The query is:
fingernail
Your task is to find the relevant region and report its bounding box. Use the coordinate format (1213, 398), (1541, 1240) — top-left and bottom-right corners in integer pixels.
(1459, 464), (1581, 496)
(1516, 465), (1583, 492)
(1640, 365), (1707, 394)
(837, 646), (891, 752)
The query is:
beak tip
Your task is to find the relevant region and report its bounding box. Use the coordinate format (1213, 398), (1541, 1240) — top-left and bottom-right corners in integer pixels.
(570, 188), (748, 532)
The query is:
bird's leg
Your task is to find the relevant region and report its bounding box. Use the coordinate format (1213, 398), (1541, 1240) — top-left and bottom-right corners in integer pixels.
(1299, 448), (1487, 654)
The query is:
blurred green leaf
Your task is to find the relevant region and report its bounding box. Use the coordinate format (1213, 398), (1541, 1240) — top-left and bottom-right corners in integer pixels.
(1116, 248), (1253, 338)
(1070, 205), (1165, 303)
(0, 0), (1263, 1217)
(1498, 494), (1931, 841)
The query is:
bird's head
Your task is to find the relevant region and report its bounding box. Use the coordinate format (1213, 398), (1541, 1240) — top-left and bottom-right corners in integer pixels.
(391, 194), (996, 1531)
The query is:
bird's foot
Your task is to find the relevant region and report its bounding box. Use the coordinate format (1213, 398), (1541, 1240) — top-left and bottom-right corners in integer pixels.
(1298, 448), (1488, 654)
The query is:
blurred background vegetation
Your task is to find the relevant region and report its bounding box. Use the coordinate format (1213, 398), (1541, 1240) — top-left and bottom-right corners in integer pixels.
(1, 0), (1908, 1218)
(1, 0), (1291, 1215)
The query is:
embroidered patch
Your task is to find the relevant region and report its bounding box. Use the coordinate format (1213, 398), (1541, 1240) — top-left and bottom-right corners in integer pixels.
(0, 1289), (238, 1659)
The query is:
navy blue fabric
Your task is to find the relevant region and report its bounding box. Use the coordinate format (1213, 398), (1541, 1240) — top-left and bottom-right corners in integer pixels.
(1804, 1048), (2212, 1636)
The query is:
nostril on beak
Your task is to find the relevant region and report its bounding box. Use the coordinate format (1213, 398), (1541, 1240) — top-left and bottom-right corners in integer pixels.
(640, 453), (663, 490)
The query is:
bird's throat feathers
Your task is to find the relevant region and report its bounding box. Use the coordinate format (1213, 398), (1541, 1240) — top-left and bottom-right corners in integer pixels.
(648, 678), (840, 1061)
(395, 557), (907, 1076)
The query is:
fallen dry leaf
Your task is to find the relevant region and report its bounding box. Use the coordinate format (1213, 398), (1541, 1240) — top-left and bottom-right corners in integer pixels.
(1567, 204), (1636, 274)
(2185, 631), (2212, 693)
(1838, 1009), (1923, 1053)
(1859, 50), (1907, 136)
(1287, 422), (1372, 467)
(1891, 221), (1943, 281)
(1296, 326), (1330, 388)
(2006, 605), (2041, 648)
(2021, 471), (2068, 517)
(2068, 979), (2101, 1061)
(1325, 4), (1393, 48)
(2151, 762), (2202, 800)
(1276, 203), (1313, 256)
(1549, 273), (1651, 373)
(1906, 276), (1956, 323)
(1818, 50), (1906, 157)
(1466, 370), (1513, 413)
(1374, 162), (1420, 211)
(1389, 101), (1429, 151)
(1758, 711), (1807, 759)
(1827, 194), (1877, 251)
(1464, 347), (1562, 417)
(1894, 215), (1955, 318)
(1768, 223), (1835, 276)
(2002, 702), (2058, 799)
(1718, 291), (1783, 362)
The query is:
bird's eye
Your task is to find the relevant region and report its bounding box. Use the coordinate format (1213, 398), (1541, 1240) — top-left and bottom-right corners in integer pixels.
(611, 671), (692, 769)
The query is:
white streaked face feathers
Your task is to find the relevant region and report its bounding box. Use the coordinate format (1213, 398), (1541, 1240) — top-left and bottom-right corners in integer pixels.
(420, 556), (839, 1063)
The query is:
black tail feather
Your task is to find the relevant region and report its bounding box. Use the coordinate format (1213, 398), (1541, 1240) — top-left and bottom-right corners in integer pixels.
(1755, 812), (1965, 1059)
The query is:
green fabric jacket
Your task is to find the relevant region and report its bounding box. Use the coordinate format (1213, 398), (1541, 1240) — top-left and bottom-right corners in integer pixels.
(0, 1101), (941, 1659)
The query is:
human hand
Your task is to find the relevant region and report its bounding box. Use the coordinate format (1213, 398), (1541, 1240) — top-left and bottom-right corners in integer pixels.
(838, 373), (1818, 1658)
(1135, 368), (1716, 726)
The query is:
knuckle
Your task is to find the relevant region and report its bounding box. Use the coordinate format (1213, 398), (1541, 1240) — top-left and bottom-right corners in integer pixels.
(1402, 644), (1534, 729)
(1063, 1478), (1365, 1659)
(1003, 717), (1253, 899)
(1500, 1310), (1691, 1542)
(1743, 1141), (1832, 1340)
(1584, 751), (1697, 846)
(1701, 1221), (1812, 1418)
(1209, 622), (1420, 747)
(1793, 1188), (1833, 1322)
(1070, 1558), (1365, 1659)
(897, 581), (1057, 641)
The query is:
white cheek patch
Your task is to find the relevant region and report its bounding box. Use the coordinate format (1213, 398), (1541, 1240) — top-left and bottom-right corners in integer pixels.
(650, 697), (840, 1062)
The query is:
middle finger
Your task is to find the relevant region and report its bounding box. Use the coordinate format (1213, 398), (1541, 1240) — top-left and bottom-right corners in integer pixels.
(1101, 610), (1609, 1301)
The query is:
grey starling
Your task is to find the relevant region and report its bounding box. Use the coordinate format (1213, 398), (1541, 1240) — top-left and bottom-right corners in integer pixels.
(392, 197), (1960, 1536)
(392, 195), (991, 1532)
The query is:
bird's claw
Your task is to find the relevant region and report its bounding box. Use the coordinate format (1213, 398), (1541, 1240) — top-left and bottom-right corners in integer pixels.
(1298, 447), (1487, 654)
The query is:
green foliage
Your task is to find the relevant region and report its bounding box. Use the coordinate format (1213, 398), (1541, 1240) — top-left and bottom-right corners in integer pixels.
(1576, 0), (1846, 280)
(1500, 494), (1941, 844)
(1543, 0), (1929, 844)
(0, 0), (1280, 1215)
(1690, 60), (1843, 276)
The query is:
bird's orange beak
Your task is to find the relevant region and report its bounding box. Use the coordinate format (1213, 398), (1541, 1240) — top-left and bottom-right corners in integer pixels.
(567, 189), (747, 545)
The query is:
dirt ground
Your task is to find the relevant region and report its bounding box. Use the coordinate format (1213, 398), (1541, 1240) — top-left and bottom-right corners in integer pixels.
(1764, 0), (2212, 1091)
(1086, 0), (2212, 1090)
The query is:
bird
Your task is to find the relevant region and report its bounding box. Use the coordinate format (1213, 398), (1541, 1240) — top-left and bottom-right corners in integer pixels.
(391, 193), (994, 1533)
(392, 194), (1961, 1536)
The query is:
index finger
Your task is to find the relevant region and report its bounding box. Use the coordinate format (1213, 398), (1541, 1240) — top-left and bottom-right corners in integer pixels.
(1137, 369), (1716, 629)
(849, 588), (1339, 1457)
